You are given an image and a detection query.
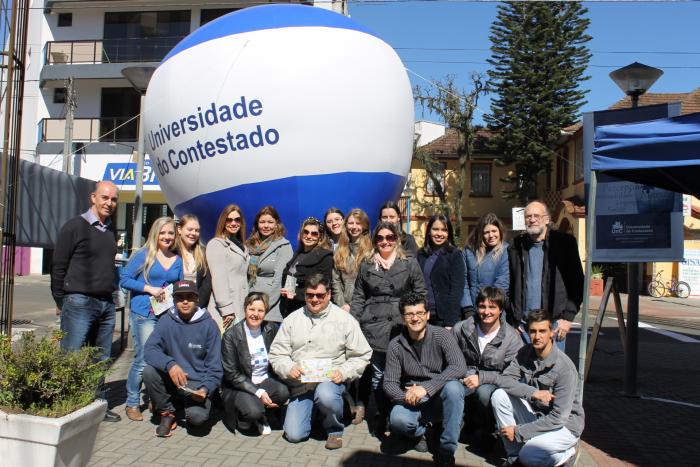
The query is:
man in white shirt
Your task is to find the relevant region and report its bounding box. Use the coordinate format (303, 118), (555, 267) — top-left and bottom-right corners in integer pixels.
(269, 274), (372, 450)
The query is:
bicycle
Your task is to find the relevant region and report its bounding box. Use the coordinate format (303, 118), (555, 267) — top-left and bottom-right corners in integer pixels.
(647, 270), (691, 298)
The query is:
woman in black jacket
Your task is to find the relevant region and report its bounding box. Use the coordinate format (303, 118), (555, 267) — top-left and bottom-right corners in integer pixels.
(350, 221), (426, 435)
(174, 214), (212, 306)
(221, 292), (289, 434)
(417, 214), (465, 328)
(280, 217), (333, 316)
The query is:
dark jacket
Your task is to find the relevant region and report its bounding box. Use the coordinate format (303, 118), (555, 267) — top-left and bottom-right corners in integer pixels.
(509, 229), (584, 323)
(417, 247), (466, 327)
(281, 247), (333, 316)
(453, 314), (522, 382)
(221, 320), (280, 395)
(350, 257), (426, 352)
(196, 267), (212, 308)
(402, 233), (419, 257)
(494, 345), (585, 442)
(383, 324), (467, 403)
(144, 308), (223, 395)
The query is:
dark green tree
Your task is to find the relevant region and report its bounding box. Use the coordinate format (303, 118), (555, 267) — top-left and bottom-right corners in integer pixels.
(486, 1), (591, 203)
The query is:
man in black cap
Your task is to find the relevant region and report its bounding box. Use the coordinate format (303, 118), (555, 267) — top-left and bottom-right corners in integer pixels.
(143, 280), (223, 437)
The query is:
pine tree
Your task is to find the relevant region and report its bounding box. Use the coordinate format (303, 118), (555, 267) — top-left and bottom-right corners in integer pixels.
(486, 1), (591, 203)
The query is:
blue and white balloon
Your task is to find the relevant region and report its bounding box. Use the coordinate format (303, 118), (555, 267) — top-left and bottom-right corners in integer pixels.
(144, 4), (414, 241)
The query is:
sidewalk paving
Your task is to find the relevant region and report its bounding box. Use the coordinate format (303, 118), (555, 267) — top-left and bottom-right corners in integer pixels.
(91, 348), (602, 467)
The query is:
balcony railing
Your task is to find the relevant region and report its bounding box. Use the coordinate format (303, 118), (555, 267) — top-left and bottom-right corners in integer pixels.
(40, 117), (138, 143)
(45, 37), (184, 65)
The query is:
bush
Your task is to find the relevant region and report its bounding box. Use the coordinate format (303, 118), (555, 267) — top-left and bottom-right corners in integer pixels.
(0, 330), (110, 417)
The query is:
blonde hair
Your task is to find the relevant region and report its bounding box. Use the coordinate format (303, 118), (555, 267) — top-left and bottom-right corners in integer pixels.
(334, 208), (372, 275)
(133, 216), (175, 283)
(174, 214), (208, 277)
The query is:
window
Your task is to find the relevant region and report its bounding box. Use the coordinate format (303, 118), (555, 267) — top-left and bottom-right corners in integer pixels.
(100, 87), (141, 142)
(426, 162), (446, 196)
(200, 9), (238, 25)
(470, 163), (491, 196)
(103, 11), (191, 62)
(53, 88), (66, 104)
(57, 13), (72, 27)
(574, 137), (584, 181)
(556, 147), (569, 189)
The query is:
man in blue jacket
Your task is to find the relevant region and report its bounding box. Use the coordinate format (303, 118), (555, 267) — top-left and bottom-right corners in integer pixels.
(143, 280), (223, 437)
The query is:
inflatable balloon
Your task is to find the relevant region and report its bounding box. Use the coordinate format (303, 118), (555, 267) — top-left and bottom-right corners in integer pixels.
(144, 4), (414, 243)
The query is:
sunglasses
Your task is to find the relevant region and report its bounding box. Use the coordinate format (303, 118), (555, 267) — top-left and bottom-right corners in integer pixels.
(302, 229), (320, 238)
(225, 216), (242, 224)
(305, 292), (328, 300)
(376, 234), (397, 243)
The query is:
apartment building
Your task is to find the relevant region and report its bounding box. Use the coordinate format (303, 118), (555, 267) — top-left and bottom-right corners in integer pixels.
(20, 0), (325, 274)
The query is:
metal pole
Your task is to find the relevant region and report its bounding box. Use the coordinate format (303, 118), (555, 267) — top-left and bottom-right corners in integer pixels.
(62, 77), (74, 173)
(131, 93), (146, 250)
(578, 169), (597, 401)
(624, 91), (640, 397)
(625, 263), (640, 396)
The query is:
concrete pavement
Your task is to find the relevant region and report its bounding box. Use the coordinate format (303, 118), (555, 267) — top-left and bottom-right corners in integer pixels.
(9, 274), (700, 466)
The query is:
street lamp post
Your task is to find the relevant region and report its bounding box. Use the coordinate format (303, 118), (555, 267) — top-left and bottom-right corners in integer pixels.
(608, 61), (663, 397)
(121, 66), (156, 251)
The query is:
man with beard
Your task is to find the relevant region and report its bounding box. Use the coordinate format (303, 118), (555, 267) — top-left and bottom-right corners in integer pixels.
(508, 201), (583, 349)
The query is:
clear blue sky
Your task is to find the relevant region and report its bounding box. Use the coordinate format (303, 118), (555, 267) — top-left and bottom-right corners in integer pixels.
(348, 1), (700, 125)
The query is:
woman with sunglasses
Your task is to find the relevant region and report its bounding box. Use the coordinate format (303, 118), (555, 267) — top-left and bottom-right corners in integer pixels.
(174, 214), (211, 307)
(324, 207), (345, 251)
(247, 206), (293, 323)
(350, 221), (426, 435)
(207, 204), (250, 328)
(417, 214), (465, 329)
(280, 217), (333, 316)
(378, 200), (418, 257)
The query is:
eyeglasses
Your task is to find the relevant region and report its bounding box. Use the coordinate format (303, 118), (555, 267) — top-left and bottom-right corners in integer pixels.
(225, 216), (242, 224)
(302, 229), (320, 238)
(376, 234), (397, 243)
(525, 214), (547, 221)
(403, 311), (427, 319)
(305, 292), (328, 300)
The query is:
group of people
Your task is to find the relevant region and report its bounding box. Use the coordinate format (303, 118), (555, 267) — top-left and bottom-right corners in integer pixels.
(51, 181), (585, 467)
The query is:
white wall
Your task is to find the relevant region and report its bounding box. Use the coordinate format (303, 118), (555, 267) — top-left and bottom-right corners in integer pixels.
(414, 120), (445, 147)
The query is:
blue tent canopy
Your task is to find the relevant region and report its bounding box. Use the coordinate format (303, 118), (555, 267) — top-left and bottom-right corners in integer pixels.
(592, 112), (700, 198)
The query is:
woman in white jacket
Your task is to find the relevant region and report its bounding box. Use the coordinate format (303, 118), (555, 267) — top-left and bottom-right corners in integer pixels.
(206, 204), (249, 328)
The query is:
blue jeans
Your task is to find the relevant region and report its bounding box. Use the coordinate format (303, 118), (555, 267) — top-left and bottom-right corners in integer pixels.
(284, 382), (346, 442)
(389, 380), (465, 455)
(126, 312), (157, 407)
(60, 293), (116, 363)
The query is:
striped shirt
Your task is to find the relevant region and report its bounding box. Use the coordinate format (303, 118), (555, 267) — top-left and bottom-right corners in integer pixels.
(383, 324), (467, 403)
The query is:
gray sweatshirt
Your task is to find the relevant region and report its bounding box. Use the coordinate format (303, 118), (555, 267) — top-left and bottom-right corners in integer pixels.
(494, 344), (585, 442)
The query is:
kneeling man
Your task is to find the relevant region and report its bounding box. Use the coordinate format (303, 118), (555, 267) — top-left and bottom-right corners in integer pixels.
(269, 274), (371, 450)
(383, 292), (467, 466)
(491, 309), (584, 467)
(143, 280), (223, 437)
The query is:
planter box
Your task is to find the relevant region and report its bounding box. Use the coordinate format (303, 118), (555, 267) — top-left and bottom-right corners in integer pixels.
(590, 278), (604, 296)
(0, 399), (106, 467)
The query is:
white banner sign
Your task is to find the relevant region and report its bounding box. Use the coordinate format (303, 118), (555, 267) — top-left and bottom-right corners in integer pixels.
(679, 249), (700, 297)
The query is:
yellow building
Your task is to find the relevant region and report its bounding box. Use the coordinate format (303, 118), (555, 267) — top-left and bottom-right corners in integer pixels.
(405, 127), (518, 247)
(539, 87), (700, 292)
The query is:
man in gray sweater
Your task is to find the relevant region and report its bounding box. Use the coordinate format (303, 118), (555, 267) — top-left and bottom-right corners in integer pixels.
(490, 309), (584, 467)
(383, 292), (467, 467)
